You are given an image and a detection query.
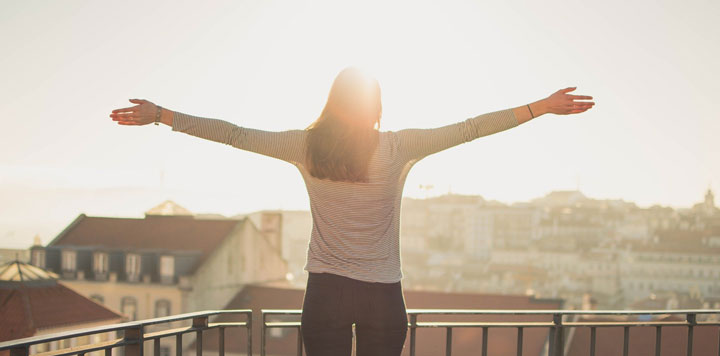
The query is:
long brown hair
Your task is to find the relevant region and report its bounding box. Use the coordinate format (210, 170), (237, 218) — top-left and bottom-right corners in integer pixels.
(305, 67), (382, 182)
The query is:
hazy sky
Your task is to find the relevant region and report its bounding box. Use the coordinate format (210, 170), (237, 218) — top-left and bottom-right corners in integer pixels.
(1, 0), (718, 248)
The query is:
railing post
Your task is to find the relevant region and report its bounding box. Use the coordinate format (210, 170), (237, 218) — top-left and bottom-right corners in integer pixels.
(517, 327), (523, 356)
(175, 334), (182, 356)
(124, 326), (144, 356)
(445, 328), (452, 356)
(261, 312), (266, 356)
(409, 314), (417, 356)
(623, 326), (629, 356)
(687, 313), (696, 356)
(246, 311), (253, 356)
(218, 327), (225, 356)
(655, 326), (662, 356)
(481, 327), (488, 356)
(297, 327), (303, 356)
(193, 317), (208, 356)
(9, 346), (28, 356)
(549, 313), (563, 356)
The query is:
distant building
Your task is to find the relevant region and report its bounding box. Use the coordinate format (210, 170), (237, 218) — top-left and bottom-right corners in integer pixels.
(28, 201), (288, 356)
(0, 260), (123, 356)
(531, 190), (588, 208)
(0, 248), (30, 265)
(243, 210), (312, 287)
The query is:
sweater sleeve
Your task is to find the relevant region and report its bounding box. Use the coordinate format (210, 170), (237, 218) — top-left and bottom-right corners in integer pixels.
(394, 108), (519, 164)
(171, 111), (306, 166)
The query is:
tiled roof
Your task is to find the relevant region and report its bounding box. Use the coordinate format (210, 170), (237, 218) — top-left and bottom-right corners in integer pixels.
(48, 214), (243, 259)
(0, 261), (122, 343)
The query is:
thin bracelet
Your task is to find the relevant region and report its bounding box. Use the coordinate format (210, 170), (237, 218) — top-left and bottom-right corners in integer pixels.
(154, 105), (163, 125)
(526, 104), (535, 118)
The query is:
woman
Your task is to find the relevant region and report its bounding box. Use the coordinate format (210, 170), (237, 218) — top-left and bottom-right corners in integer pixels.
(110, 67), (594, 355)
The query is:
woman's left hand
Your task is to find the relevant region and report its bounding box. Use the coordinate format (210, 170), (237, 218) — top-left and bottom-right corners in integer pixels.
(110, 99), (159, 125)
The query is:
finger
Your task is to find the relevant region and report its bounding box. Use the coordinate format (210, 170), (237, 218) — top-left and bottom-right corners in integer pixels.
(110, 113), (137, 119)
(129, 98), (148, 104)
(112, 105), (140, 113)
(118, 121), (143, 125)
(560, 87), (577, 93)
(568, 95), (593, 100)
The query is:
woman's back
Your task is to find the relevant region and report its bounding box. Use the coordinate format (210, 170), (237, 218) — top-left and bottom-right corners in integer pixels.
(299, 130), (412, 282)
(171, 107), (520, 282)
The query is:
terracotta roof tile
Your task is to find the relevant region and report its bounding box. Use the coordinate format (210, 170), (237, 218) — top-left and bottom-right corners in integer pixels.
(49, 215), (242, 261)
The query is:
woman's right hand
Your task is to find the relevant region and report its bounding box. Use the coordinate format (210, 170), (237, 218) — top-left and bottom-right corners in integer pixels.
(110, 99), (160, 125)
(543, 87), (595, 115)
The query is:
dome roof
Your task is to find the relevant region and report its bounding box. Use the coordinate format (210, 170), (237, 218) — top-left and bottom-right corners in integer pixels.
(0, 260), (58, 287)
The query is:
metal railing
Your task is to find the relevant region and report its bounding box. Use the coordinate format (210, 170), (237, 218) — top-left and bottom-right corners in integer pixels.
(0, 310), (251, 356)
(3, 309), (718, 356)
(261, 309), (720, 356)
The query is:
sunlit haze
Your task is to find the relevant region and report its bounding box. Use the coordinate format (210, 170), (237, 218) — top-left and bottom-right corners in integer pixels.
(1, 0), (718, 248)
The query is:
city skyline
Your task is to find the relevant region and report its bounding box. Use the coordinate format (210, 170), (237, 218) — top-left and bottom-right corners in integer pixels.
(2, 186), (715, 250)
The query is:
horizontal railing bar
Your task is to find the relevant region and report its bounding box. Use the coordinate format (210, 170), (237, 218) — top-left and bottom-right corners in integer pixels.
(261, 320), (720, 330)
(410, 321), (720, 328)
(265, 322), (302, 328)
(416, 322), (554, 328)
(565, 321), (720, 327)
(144, 322), (249, 340)
(261, 309), (720, 316)
(261, 309), (303, 314)
(208, 322), (248, 328)
(407, 309), (720, 315)
(0, 310), (251, 351)
(32, 338), (129, 356)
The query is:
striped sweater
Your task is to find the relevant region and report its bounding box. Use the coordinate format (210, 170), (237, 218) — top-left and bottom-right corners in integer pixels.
(172, 108), (519, 283)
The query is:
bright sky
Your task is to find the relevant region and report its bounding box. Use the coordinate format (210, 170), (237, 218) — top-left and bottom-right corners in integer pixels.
(1, 0), (718, 248)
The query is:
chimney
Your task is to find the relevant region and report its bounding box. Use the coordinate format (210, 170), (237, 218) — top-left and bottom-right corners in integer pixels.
(260, 212), (283, 254)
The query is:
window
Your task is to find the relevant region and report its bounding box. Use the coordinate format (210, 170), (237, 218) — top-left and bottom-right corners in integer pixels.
(121, 297), (138, 321)
(93, 252), (109, 276)
(31, 250), (45, 269)
(160, 347), (170, 356)
(159, 255), (174, 278)
(155, 299), (171, 318)
(90, 294), (104, 304)
(61, 250), (77, 271)
(126, 254), (141, 282)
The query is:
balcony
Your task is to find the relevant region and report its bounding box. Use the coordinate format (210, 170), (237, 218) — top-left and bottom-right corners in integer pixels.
(1, 309), (719, 356)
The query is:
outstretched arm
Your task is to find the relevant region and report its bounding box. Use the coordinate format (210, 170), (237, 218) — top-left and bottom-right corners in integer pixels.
(110, 99), (306, 165)
(395, 87), (594, 164)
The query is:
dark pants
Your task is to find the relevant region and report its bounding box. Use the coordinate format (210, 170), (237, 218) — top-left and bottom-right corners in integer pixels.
(301, 272), (408, 356)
